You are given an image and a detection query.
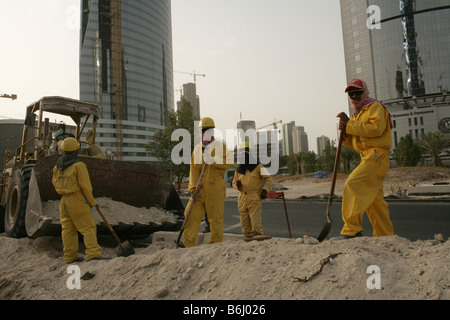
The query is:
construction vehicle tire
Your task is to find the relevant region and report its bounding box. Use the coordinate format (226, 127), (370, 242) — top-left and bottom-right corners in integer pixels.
(4, 165), (34, 238)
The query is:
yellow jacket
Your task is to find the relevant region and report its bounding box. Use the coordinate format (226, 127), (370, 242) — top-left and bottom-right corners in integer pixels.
(52, 162), (96, 207)
(232, 164), (273, 195)
(189, 140), (233, 194)
(344, 102), (392, 153)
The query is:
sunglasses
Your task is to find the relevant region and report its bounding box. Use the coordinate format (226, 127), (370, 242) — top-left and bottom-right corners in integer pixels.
(348, 89), (365, 98)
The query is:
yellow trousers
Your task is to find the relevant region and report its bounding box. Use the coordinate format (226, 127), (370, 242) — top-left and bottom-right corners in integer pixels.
(341, 148), (394, 237)
(182, 186), (226, 248)
(60, 191), (101, 262)
(238, 193), (263, 235)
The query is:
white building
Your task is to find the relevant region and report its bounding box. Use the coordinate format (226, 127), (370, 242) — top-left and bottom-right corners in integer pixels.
(317, 135), (330, 156)
(292, 126), (309, 154)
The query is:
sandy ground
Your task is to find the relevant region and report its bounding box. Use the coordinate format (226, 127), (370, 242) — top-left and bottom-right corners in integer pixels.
(0, 167), (449, 300)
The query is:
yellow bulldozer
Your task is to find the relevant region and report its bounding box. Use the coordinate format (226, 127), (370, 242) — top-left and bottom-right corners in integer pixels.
(0, 96), (184, 238)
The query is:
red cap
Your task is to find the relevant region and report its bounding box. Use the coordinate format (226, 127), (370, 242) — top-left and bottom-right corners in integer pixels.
(345, 78), (364, 92)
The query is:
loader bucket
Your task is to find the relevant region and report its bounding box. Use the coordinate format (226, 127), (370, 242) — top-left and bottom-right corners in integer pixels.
(25, 154), (184, 238)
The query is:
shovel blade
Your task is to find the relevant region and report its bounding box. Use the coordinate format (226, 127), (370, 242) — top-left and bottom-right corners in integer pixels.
(317, 221), (332, 242)
(115, 241), (135, 257)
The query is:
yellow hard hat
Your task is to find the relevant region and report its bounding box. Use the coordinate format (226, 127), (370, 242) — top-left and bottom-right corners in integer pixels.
(238, 141), (252, 150)
(62, 137), (80, 152)
(199, 117), (215, 129)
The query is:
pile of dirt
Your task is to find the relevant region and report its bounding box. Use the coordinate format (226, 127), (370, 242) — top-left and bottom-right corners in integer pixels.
(42, 197), (178, 226)
(383, 166), (450, 194)
(0, 234), (448, 300)
(272, 166), (450, 200)
(1, 166), (449, 301)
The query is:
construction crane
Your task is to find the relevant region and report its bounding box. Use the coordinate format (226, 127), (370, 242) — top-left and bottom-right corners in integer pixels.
(109, 0), (124, 160)
(1, 94), (17, 100)
(175, 70), (205, 84)
(257, 119), (282, 131)
(175, 86), (183, 99)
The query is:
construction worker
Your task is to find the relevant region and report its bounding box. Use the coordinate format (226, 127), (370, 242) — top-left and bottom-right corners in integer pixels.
(337, 78), (394, 238)
(233, 142), (273, 237)
(182, 117), (233, 248)
(52, 137), (103, 263)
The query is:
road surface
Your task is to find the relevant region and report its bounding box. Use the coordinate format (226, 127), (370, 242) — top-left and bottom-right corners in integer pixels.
(219, 198), (450, 241)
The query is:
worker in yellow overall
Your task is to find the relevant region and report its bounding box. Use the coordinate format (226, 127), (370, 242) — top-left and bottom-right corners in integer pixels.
(52, 137), (102, 263)
(182, 117), (233, 248)
(337, 78), (394, 238)
(233, 142), (273, 237)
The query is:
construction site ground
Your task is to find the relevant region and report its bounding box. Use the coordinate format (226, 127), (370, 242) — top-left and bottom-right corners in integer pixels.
(0, 166), (449, 300)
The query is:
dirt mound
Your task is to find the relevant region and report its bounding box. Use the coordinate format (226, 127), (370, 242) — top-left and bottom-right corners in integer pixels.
(0, 234), (448, 300)
(384, 166), (450, 192)
(272, 167), (450, 199)
(1, 166), (449, 301)
(275, 167), (450, 186)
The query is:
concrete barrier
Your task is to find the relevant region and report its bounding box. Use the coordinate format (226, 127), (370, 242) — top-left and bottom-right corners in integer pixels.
(408, 183), (450, 196)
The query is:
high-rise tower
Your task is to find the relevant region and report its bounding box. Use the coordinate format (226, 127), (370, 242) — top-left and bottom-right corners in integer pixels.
(80, 0), (174, 163)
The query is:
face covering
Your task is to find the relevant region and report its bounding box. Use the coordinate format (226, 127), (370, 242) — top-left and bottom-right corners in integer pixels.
(201, 129), (214, 147)
(348, 79), (393, 128)
(236, 149), (259, 174)
(349, 79), (377, 111)
(56, 150), (80, 170)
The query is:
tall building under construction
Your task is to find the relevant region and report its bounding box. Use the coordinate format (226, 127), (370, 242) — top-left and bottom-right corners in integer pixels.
(80, 0), (174, 162)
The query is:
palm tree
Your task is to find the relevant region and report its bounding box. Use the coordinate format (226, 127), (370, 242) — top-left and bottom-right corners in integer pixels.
(417, 131), (450, 166)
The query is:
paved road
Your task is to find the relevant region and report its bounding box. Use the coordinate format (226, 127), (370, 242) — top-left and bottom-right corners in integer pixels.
(219, 198), (450, 241)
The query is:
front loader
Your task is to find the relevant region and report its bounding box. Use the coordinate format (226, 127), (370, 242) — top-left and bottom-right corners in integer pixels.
(0, 96), (183, 238)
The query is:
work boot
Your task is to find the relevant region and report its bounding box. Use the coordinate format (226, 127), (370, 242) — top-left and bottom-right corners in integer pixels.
(347, 231), (363, 238)
(244, 231), (260, 238)
(66, 256), (84, 264)
(332, 232), (364, 241)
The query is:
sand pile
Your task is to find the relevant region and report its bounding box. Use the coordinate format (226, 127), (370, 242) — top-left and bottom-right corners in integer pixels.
(0, 234), (448, 300)
(1, 166), (449, 300)
(272, 166), (450, 200)
(41, 197), (179, 226)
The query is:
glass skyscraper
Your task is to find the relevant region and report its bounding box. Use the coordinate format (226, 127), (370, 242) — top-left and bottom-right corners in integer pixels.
(80, 0), (174, 163)
(341, 1), (450, 148)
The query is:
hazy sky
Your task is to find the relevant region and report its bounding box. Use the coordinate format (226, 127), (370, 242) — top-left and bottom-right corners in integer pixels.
(1, 0), (349, 153)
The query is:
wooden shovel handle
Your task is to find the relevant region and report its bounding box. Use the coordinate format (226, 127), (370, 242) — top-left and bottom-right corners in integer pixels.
(95, 205), (122, 246)
(329, 130), (345, 197)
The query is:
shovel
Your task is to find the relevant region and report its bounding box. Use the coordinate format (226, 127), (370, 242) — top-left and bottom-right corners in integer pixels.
(317, 129), (345, 242)
(95, 206), (135, 257)
(281, 192), (292, 238)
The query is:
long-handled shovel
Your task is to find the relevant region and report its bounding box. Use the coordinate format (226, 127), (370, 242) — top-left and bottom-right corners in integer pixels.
(176, 163), (208, 248)
(317, 129), (345, 242)
(281, 192), (292, 238)
(96, 206), (135, 257)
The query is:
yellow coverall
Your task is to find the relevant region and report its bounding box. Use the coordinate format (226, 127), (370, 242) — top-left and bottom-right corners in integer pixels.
(232, 164), (273, 235)
(183, 140), (233, 248)
(52, 162), (101, 262)
(341, 102), (394, 237)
